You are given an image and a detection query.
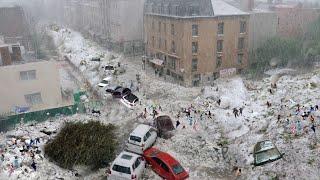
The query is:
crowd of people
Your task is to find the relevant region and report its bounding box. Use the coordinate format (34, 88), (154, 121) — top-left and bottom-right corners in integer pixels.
(0, 134), (46, 177)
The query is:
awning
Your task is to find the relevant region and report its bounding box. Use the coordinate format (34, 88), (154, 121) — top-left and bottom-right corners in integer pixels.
(149, 59), (164, 66)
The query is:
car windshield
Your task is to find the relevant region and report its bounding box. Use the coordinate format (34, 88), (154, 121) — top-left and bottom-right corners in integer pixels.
(112, 164), (131, 174)
(105, 66), (114, 70)
(130, 135), (141, 142)
(125, 94), (137, 102)
(100, 80), (108, 84)
(172, 164), (184, 175)
(255, 148), (281, 164)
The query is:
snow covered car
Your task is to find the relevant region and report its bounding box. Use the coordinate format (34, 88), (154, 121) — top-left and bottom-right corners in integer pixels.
(125, 124), (157, 154)
(253, 140), (284, 166)
(120, 93), (139, 109)
(108, 86), (131, 98)
(98, 77), (112, 88)
(106, 151), (146, 180)
(103, 65), (116, 74)
(154, 115), (175, 139)
(143, 147), (189, 180)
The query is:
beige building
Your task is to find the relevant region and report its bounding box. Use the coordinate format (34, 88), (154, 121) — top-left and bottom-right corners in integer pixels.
(0, 60), (63, 114)
(144, 0), (250, 86)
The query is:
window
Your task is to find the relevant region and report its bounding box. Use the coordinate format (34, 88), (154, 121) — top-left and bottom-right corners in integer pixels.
(192, 42), (198, 54)
(216, 56), (222, 68)
(218, 22), (224, 35)
(238, 53), (244, 64)
(158, 21), (161, 32)
(189, 6), (200, 16)
(217, 40), (223, 52)
(158, 38), (161, 49)
(152, 20), (155, 29)
(132, 158), (141, 170)
(172, 164), (184, 175)
(192, 58), (198, 72)
(112, 164), (131, 174)
(175, 6), (179, 16)
(24, 92), (43, 105)
(164, 23), (166, 33)
(238, 37), (245, 50)
(152, 157), (169, 172)
(164, 40), (167, 50)
(192, 24), (198, 36)
(168, 57), (176, 70)
(20, 70), (36, 80)
(240, 21), (246, 33)
(152, 36), (155, 47)
(130, 135), (141, 142)
(143, 131), (151, 141)
(171, 41), (176, 53)
(171, 24), (175, 35)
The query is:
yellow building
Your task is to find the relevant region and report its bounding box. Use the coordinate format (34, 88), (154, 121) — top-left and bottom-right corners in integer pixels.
(0, 60), (63, 114)
(144, 0), (250, 86)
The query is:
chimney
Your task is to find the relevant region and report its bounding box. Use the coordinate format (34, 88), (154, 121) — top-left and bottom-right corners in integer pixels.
(241, 0), (254, 12)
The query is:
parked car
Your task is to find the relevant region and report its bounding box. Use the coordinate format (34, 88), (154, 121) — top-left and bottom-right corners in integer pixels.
(154, 115), (175, 139)
(91, 57), (101, 62)
(125, 124), (157, 154)
(98, 77), (112, 88)
(253, 140), (284, 166)
(109, 86), (131, 98)
(120, 93), (139, 109)
(103, 65), (116, 74)
(144, 147), (189, 180)
(106, 151), (146, 180)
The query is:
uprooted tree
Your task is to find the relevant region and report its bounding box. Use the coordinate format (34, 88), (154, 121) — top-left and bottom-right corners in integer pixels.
(44, 121), (118, 170)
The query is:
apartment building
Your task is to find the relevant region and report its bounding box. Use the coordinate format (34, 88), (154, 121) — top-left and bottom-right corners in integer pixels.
(0, 60), (63, 114)
(61, 0), (145, 53)
(144, 0), (249, 86)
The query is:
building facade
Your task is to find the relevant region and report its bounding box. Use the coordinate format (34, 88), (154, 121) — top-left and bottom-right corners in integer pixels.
(61, 0), (145, 54)
(0, 61), (63, 114)
(144, 0), (249, 86)
(0, 6), (32, 51)
(273, 4), (320, 38)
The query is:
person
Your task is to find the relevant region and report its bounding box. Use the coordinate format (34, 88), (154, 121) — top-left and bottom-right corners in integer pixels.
(277, 115), (281, 123)
(31, 160), (37, 171)
(8, 164), (14, 177)
(311, 124), (316, 133)
(208, 111), (212, 119)
(239, 107), (243, 116)
(217, 99), (221, 106)
(315, 105), (319, 110)
(268, 89), (273, 94)
(117, 62), (120, 67)
(233, 108), (238, 118)
(13, 156), (19, 169)
(310, 115), (315, 124)
(159, 105), (162, 111)
(235, 167), (241, 176)
(267, 101), (271, 108)
(176, 120), (181, 129)
(35, 137), (40, 144)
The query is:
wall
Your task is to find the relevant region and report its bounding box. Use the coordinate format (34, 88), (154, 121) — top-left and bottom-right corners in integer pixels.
(249, 11), (277, 50)
(275, 6), (320, 38)
(0, 61), (63, 114)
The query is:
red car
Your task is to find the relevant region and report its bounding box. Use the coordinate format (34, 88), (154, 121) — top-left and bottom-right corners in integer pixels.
(143, 148), (189, 180)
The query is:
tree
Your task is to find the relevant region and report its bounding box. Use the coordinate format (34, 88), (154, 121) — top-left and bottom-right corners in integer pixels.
(45, 121), (118, 170)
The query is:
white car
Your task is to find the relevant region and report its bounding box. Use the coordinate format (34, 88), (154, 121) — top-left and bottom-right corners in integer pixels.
(107, 151), (146, 180)
(120, 93), (139, 109)
(104, 65), (116, 75)
(98, 76), (112, 88)
(125, 124), (157, 154)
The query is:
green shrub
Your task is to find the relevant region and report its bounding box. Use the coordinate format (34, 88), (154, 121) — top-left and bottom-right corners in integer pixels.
(44, 121), (118, 170)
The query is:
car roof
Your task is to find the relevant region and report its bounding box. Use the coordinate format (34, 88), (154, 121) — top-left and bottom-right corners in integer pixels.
(145, 147), (179, 165)
(113, 151), (140, 166)
(130, 124), (152, 137)
(103, 77), (112, 81)
(254, 140), (276, 153)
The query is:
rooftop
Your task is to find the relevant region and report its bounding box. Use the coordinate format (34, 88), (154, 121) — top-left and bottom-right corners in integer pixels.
(144, 0), (248, 18)
(113, 151), (140, 166)
(130, 124), (152, 137)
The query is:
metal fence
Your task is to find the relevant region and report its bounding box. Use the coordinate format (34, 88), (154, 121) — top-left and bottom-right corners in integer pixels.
(0, 102), (86, 132)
